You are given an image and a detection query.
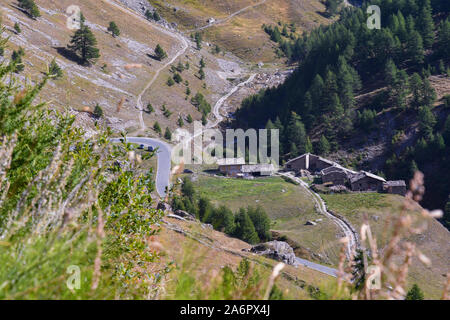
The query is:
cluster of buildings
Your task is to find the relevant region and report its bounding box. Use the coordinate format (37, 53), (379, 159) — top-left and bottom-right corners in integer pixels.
(284, 153), (407, 195)
(216, 153), (407, 196)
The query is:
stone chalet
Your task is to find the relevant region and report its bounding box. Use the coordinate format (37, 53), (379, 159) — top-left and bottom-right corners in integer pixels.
(284, 153), (406, 195)
(321, 166), (358, 186)
(350, 171), (386, 192)
(218, 158), (275, 177)
(383, 180), (407, 196)
(284, 153), (336, 173)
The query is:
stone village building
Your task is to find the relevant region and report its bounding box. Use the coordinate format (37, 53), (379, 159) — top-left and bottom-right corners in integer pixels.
(284, 153), (406, 195)
(218, 158), (275, 178)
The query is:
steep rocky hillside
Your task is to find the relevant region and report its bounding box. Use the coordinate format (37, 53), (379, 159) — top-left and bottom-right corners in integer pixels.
(0, 0), (256, 137)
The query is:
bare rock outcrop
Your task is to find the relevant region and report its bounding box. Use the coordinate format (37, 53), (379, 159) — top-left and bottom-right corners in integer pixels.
(246, 241), (297, 265)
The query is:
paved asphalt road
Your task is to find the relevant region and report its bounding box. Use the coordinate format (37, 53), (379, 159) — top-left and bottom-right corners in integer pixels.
(295, 257), (338, 277)
(111, 137), (172, 198)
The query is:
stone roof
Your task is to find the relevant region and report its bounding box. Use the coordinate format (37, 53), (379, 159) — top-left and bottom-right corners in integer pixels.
(384, 180), (406, 187)
(217, 158), (246, 166)
(350, 171), (386, 183)
(285, 153), (309, 165)
(241, 164), (275, 173)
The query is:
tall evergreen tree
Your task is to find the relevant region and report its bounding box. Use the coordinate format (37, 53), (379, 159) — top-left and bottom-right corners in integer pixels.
(438, 18), (450, 58)
(247, 206), (271, 242)
(317, 135), (331, 155)
(417, 0), (435, 48)
(234, 209), (259, 244)
(418, 105), (436, 139)
(406, 31), (425, 64)
(67, 13), (100, 66)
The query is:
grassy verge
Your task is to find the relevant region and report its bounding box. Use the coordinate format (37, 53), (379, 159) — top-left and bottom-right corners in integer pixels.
(321, 193), (450, 299)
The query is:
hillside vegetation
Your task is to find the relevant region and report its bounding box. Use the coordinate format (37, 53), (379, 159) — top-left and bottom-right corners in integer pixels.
(189, 175), (342, 265)
(234, 0), (450, 219)
(321, 192), (450, 299)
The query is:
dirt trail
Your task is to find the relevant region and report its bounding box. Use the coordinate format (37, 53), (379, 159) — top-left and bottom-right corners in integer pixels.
(101, 0), (189, 131)
(278, 172), (358, 259)
(187, 0), (269, 33)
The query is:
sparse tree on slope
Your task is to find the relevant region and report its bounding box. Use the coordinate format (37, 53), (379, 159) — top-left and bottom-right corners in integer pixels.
(155, 44), (167, 61)
(107, 21), (120, 37)
(18, 0), (40, 19)
(68, 13), (100, 66)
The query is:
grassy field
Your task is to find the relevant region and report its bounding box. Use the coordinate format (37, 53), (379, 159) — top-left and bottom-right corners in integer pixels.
(321, 193), (450, 299)
(191, 175), (342, 265)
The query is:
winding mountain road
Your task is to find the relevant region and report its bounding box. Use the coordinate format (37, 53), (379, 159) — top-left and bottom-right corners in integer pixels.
(111, 137), (172, 197)
(278, 172), (358, 259)
(104, 0), (343, 278)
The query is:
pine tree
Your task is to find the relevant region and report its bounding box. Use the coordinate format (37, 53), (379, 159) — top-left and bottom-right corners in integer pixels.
(286, 112), (307, 154)
(93, 104), (103, 118)
(155, 44), (167, 61)
(200, 57), (206, 68)
(438, 18), (450, 58)
(14, 22), (21, 34)
(173, 72), (183, 84)
(153, 11), (161, 21)
(443, 115), (450, 143)
(153, 121), (161, 135)
(18, 0), (40, 19)
(48, 58), (63, 79)
(410, 73), (423, 109)
(317, 135), (330, 155)
(167, 77), (175, 86)
(107, 21), (120, 37)
(177, 116), (184, 127)
(417, 0), (435, 48)
(247, 206), (271, 242)
(406, 31), (425, 64)
(418, 105), (436, 139)
(11, 47), (25, 73)
(164, 127), (172, 140)
(406, 284), (424, 300)
(194, 32), (202, 50)
(68, 13), (100, 66)
(147, 103), (154, 114)
(234, 209), (259, 244)
(198, 68), (205, 80)
(420, 77), (437, 107)
(186, 114), (193, 124)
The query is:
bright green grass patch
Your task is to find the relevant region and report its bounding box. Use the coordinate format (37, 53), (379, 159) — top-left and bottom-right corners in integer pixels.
(191, 175), (342, 265)
(321, 193), (390, 216)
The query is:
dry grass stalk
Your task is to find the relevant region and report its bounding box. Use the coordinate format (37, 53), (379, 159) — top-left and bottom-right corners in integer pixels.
(116, 96), (125, 113)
